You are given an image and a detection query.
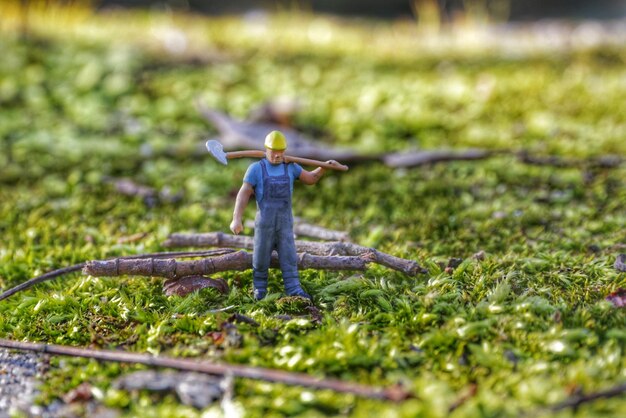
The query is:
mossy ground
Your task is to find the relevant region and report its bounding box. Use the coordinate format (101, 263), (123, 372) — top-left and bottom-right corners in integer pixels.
(0, 5), (625, 417)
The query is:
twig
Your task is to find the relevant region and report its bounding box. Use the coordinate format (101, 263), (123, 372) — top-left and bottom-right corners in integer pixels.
(162, 232), (426, 276)
(0, 264), (86, 302)
(517, 151), (623, 169)
(84, 250), (372, 279)
(0, 338), (412, 401)
(207, 305), (236, 314)
(244, 218), (350, 242)
(104, 177), (183, 206)
(546, 382), (626, 412)
(448, 383), (478, 413)
(383, 149), (493, 167)
(0, 250), (235, 302)
(196, 103), (372, 162)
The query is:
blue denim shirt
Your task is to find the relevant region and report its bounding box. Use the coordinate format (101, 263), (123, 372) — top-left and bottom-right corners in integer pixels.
(244, 160), (303, 204)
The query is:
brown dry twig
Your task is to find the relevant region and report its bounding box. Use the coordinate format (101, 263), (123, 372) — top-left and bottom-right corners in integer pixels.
(244, 218), (350, 242)
(197, 103), (371, 162)
(0, 338), (412, 401)
(0, 249), (235, 302)
(383, 149), (493, 167)
(162, 232), (426, 276)
(517, 151), (623, 169)
(104, 177), (183, 206)
(83, 250), (374, 279)
(546, 382), (626, 412)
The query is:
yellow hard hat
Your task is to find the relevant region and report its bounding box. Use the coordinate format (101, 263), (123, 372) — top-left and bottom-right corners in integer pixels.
(264, 131), (287, 151)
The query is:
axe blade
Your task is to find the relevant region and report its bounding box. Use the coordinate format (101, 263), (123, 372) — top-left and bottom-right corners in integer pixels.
(205, 139), (228, 165)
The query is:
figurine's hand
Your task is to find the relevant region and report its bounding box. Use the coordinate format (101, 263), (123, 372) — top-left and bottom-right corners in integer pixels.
(230, 219), (243, 235)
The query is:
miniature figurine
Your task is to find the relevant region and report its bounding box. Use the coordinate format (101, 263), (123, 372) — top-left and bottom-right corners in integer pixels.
(230, 130), (339, 300)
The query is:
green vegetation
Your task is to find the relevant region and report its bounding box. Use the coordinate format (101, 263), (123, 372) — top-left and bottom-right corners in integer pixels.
(0, 4), (625, 417)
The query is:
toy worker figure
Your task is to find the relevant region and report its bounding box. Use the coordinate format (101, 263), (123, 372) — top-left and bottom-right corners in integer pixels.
(230, 131), (337, 300)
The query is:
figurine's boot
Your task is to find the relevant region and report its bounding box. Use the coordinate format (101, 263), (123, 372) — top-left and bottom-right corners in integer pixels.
(252, 271), (268, 300)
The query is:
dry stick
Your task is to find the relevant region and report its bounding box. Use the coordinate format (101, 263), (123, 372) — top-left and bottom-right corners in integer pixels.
(0, 338), (411, 401)
(162, 232), (426, 276)
(546, 382), (626, 412)
(196, 103), (368, 163)
(84, 250), (371, 279)
(0, 249), (235, 302)
(383, 149), (494, 168)
(244, 218), (350, 242)
(517, 151), (623, 169)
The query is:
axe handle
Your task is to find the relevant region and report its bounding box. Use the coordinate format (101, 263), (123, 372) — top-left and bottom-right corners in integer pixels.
(285, 155), (349, 171)
(225, 151), (349, 171)
(225, 150), (266, 159)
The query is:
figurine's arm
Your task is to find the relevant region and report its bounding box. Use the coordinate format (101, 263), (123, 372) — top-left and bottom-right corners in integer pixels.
(230, 182), (254, 235)
(299, 161), (339, 185)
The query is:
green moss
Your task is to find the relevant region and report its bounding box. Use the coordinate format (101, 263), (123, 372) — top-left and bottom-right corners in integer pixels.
(0, 7), (624, 417)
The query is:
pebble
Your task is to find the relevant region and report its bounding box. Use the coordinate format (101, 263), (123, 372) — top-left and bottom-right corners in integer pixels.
(0, 349), (118, 418)
(0, 348), (45, 417)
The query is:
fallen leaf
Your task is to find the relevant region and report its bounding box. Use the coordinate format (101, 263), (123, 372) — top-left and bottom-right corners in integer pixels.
(227, 313), (260, 327)
(447, 257), (464, 269)
(62, 382), (93, 404)
(606, 288), (626, 308)
(164, 276), (229, 297)
(473, 250), (486, 261)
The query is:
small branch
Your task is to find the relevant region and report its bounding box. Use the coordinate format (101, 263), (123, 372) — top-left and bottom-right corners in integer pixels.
(197, 105), (625, 170)
(383, 149), (493, 167)
(0, 250), (235, 302)
(0, 264), (85, 302)
(448, 383), (478, 413)
(84, 250), (372, 279)
(518, 152), (623, 169)
(196, 103), (372, 162)
(0, 338), (411, 401)
(244, 218), (350, 242)
(162, 233), (426, 276)
(546, 382), (626, 412)
(104, 177), (183, 206)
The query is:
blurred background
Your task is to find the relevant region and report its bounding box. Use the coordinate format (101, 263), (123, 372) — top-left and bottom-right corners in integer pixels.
(1, 1), (625, 416)
(98, 0), (626, 21)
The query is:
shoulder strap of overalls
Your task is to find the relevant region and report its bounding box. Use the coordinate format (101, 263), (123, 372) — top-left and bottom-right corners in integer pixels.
(260, 159), (269, 179)
(260, 159), (288, 177)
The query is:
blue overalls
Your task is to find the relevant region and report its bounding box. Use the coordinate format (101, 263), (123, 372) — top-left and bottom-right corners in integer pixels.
(252, 159), (310, 300)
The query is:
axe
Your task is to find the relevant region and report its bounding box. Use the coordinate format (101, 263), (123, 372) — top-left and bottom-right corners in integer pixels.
(206, 139), (349, 171)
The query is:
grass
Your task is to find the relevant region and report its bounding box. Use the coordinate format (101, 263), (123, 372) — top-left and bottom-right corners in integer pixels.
(0, 3), (625, 417)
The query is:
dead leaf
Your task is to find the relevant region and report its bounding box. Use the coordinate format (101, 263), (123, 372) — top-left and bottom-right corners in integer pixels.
(447, 258), (464, 269)
(473, 250), (486, 261)
(227, 313), (260, 327)
(62, 382), (93, 404)
(207, 332), (225, 345)
(164, 276), (228, 297)
(606, 288), (626, 308)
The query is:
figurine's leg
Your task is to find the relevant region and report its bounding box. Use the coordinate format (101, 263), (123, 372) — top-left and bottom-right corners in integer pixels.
(277, 220), (310, 299)
(253, 224), (275, 300)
